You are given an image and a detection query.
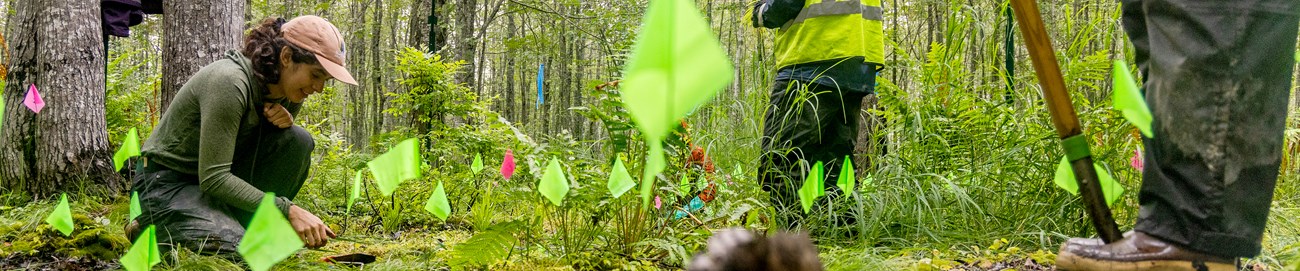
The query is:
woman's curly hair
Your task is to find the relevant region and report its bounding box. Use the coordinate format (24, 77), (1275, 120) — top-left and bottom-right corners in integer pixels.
(242, 18), (318, 84)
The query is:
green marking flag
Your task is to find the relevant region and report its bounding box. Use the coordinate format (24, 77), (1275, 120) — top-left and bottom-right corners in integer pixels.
(538, 157), (570, 206)
(621, 0), (734, 209)
(238, 193), (304, 271)
(129, 191), (142, 221)
(113, 128), (142, 171)
(813, 162), (825, 197)
(120, 225), (161, 271)
(471, 153), (484, 174)
(367, 138), (422, 196)
(607, 158), (636, 198)
(838, 156), (856, 192)
(1053, 156), (1124, 206)
(1113, 61), (1154, 138)
(45, 193), (74, 236)
(424, 182), (451, 220)
(797, 162), (825, 214)
(347, 169), (363, 214)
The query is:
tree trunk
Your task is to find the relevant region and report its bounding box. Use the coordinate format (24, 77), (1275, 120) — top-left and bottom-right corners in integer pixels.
(369, 0), (385, 137)
(1, 0), (122, 199)
(347, 0), (370, 151)
(407, 0), (432, 49)
(454, 0), (477, 91)
(504, 13), (516, 121)
(161, 0), (244, 111)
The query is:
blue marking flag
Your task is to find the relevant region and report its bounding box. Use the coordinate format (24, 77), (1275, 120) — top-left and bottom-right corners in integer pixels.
(537, 63), (546, 109)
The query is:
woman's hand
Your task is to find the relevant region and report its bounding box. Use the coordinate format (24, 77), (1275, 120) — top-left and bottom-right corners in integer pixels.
(287, 205), (335, 248)
(263, 103), (294, 128)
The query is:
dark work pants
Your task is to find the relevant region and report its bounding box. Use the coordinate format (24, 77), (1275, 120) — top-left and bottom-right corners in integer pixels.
(132, 126), (314, 254)
(759, 80), (865, 228)
(1122, 0), (1298, 258)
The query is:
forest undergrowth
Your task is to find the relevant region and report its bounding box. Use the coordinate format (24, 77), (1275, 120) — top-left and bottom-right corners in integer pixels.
(2, 44), (1298, 271)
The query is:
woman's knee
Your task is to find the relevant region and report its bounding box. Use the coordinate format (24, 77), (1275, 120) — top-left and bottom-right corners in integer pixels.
(281, 126), (315, 155)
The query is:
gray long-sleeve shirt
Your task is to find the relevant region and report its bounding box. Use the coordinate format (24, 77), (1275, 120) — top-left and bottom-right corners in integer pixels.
(141, 50), (300, 215)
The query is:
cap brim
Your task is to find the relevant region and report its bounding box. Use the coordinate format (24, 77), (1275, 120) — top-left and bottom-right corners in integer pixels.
(316, 54), (357, 85)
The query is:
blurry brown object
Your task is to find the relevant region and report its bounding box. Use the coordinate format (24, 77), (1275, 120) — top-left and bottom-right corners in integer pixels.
(687, 228), (823, 271)
(594, 80), (621, 91)
(1, 31), (8, 80)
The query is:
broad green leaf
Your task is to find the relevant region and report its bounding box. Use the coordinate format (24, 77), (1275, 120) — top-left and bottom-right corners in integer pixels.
(129, 191), (141, 221)
(424, 182), (451, 220)
(538, 157), (570, 206)
(607, 158), (636, 198)
(733, 164), (742, 178)
(45, 193), (73, 236)
(622, 0), (734, 209)
(1113, 61), (1154, 138)
(367, 138), (422, 196)
(113, 128), (141, 171)
(120, 225), (160, 271)
(471, 153), (484, 174)
(1053, 156), (1125, 206)
(678, 175), (691, 195)
(838, 156), (855, 192)
(347, 169), (363, 214)
(238, 192), (304, 271)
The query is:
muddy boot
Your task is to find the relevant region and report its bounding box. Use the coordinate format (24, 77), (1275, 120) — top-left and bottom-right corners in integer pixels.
(1056, 231), (1237, 271)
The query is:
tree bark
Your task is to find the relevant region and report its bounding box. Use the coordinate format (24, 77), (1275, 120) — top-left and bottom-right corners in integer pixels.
(347, 0), (370, 151)
(454, 0), (477, 92)
(1, 0), (122, 198)
(407, 0), (433, 49)
(161, 0), (244, 111)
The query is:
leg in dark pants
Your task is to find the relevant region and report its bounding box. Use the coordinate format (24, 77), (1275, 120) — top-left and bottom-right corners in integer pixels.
(759, 80), (864, 229)
(1123, 0), (1298, 258)
(229, 126), (316, 225)
(133, 125), (315, 254)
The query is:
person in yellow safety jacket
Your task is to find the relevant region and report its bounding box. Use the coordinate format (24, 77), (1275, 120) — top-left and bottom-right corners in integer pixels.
(750, 0), (884, 231)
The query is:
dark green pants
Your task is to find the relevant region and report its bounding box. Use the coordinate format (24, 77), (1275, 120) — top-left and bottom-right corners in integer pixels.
(759, 80), (865, 227)
(1122, 0), (1298, 258)
(132, 126), (314, 254)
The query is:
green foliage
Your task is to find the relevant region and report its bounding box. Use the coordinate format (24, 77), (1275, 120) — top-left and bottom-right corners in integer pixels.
(388, 47), (477, 132)
(105, 47), (159, 152)
(571, 85), (635, 159)
(448, 221), (524, 269)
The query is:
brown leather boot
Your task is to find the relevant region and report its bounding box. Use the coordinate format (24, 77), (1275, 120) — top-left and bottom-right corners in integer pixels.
(1063, 231), (1136, 247)
(1056, 231), (1237, 271)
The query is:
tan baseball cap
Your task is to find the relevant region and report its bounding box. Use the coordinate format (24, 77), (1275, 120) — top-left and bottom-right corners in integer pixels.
(282, 15), (357, 85)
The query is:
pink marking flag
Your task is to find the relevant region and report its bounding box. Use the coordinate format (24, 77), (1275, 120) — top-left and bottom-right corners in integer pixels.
(24, 84), (45, 114)
(501, 150), (516, 180)
(1130, 149), (1144, 172)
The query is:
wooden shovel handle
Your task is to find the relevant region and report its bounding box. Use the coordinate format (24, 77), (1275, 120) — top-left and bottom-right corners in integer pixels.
(1010, 0), (1123, 243)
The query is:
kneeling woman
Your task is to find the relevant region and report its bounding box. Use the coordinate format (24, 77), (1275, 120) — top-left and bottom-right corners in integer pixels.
(128, 16), (356, 253)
